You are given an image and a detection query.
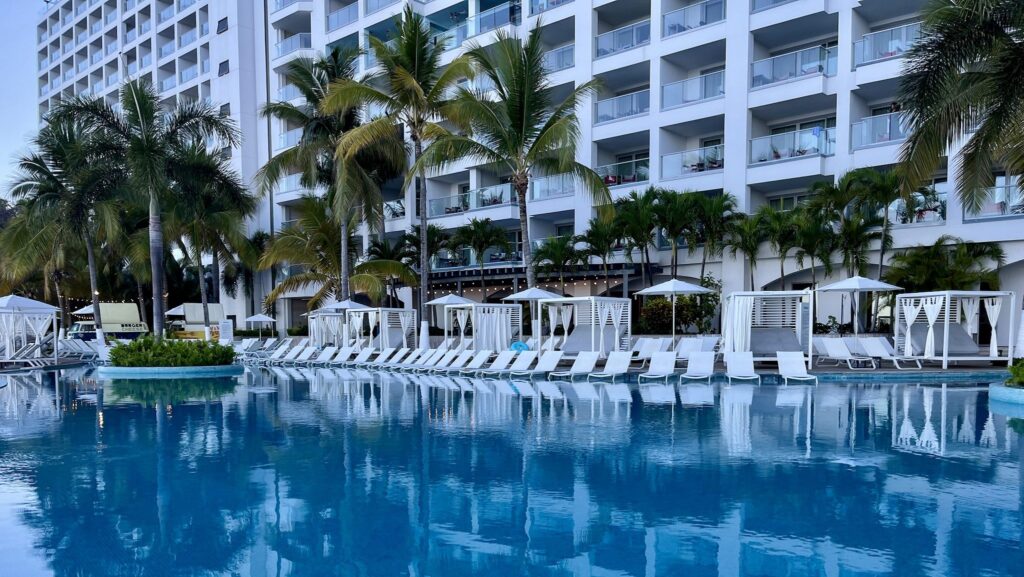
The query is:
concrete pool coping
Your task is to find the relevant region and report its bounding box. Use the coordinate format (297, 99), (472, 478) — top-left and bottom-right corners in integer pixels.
(96, 365), (244, 379)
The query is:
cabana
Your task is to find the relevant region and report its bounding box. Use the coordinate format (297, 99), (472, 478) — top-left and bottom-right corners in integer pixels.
(308, 299), (367, 347)
(0, 295), (59, 363)
(893, 290), (1016, 369)
(722, 290), (814, 367)
(536, 296), (631, 356)
(443, 303), (522, 351)
(345, 307), (417, 350)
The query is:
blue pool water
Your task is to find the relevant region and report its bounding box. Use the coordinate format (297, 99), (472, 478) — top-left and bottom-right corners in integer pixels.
(0, 368), (1020, 576)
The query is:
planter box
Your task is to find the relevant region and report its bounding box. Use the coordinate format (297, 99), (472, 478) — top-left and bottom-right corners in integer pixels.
(989, 382), (1024, 406)
(96, 365), (243, 379)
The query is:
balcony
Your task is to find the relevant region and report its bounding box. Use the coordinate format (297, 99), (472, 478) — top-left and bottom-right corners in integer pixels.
(180, 64), (198, 83)
(594, 90), (650, 124)
(159, 42), (175, 58)
(328, 4), (359, 31)
(201, 21), (209, 36)
(106, 41), (119, 55)
(530, 0), (572, 15)
(888, 189), (946, 227)
(125, 0), (138, 10)
(384, 199), (406, 220)
(125, 29), (137, 43)
(274, 0), (304, 11)
(366, 0), (400, 15)
(141, 20), (152, 33)
(749, 127), (835, 164)
(180, 0), (196, 10)
(105, 11), (118, 25)
(158, 5), (175, 23)
(853, 22), (921, 68)
(964, 186), (1024, 222)
(278, 173), (306, 193)
(661, 144), (724, 179)
(160, 76), (177, 91)
(432, 245), (523, 270)
(596, 159), (649, 187)
(751, 46), (835, 88)
(663, 0), (725, 38)
(276, 33), (312, 59)
(364, 38), (396, 69)
(427, 183), (516, 218)
(91, 20), (103, 34)
(179, 29), (197, 48)
(541, 45), (574, 73)
(78, 60), (90, 73)
(278, 83), (303, 101)
(106, 72), (120, 86)
(595, 20), (651, 59)
(278, 127), (303, 150)
(530, 173), (574, 201)
(851, 112), (907, 150)
(91, 51), (104, 64)
(662, 70), (724, 109)
(434, 2), (515, 51)
(141, 53), (153, 67)
(751, 0), (794, 12)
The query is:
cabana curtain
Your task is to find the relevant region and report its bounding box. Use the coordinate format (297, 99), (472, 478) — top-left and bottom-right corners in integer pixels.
(901, 300), (923, 356)
(984, 297), (1002, 356)
(922, 296), (944, 358)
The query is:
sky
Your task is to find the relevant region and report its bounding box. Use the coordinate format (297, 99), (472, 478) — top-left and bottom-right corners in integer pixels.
(0, 2), (45, 197)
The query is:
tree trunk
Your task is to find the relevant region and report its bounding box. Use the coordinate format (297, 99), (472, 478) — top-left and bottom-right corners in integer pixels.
(414, 137), (429, 319)
(195, 245), (211, 338)
(149, 193), (165, 340)
(340, 218), (351, 299)
(136, 280), (148, 328)
(211, 249), (221, 303)
(479, 261), (487, 301)
(872, 212), (890, 330)
(779, 252), (785, 290)
(644, 245), (653, 286)
(84, 231), (104, 340)
(515, 177), (534, 288)
(671, 241), (678, 279)
(700, 249), (708, 280)
(603, 261), (611, 296)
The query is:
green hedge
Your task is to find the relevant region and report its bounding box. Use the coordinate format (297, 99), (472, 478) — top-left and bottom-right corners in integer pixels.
(109, 337), (237, 367)
(1007, 360), (1024, 388)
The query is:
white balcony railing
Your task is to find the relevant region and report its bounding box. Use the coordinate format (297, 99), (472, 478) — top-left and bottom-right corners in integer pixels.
(662, 144), (725, 179)
(278, 127), (303, 150)
(276, 33), (312, 58)
(594, 90), (650, 124)
(530, 0), (573, 15)
(749, 127), (835, 163)
(427, 183), (515, 218)
(663, 0), (725, 37)
(750, 46), (836, 88)
(530, 173), (574, 201)
(541, 44), (574, 73)
(661, 70), (724, 109)
(595, 159), (649, 187)
(595, 20), (651, 58)
(964, 186), (1024, 221)
(327, 3), (359, 31)
(853, 22), (922, 67)
(851, 112), (907, 150)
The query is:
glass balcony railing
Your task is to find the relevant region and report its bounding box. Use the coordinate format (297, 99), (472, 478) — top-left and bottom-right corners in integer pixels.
(278, 173), (305, 192)
(106, 72), (119, 86)
(595, 20), (651, 58)
(160, 76), (176, 91)
(851, 112), (908, 150)
(105, 11), (118, 24)
(432, 244), (523, 269)
(125, 0), (138, 10)
(427, 183), (515, 218)
(78, 61), (89, 73)
(530, 0), (573, 15)
(274, 0), (302, 11)
(594, 90), (650, 124)
(365, 0), (400, 15)
(141, 53), (153, 67)
(750, 46), (836, 88)
(432, 2), (515, 51)
(661, 70), (724, 109)
(159, 42), (175, 58)
(179, 29), (197, 48)
(278, 128), (303, 150)
(106, 41), (118, 55)
(886, 189), (946, 226)
(661, 144), (725, 179)
(201, 21), (209, 36)
(751, 0), (795, 11)
(327, 3), (359, 31)
(180, 0), (196, 10)
(180, 64), (198, 83)
(749, 127), (835, 163)
(64, 43), (74, 54)
(964, 185), (1024, 221)
(76, 4), (87, 15)
(141, 20), (151, 33)
(125, 29), (137, 43)
(663, 0), (726, 37)
(90, 21), (102, 34)
(278, 83), (302, 101)
(541, 44), (574, 72)
(853, 22), (922, 67)
(384, 199), (406, 220)
(158, 5), (175, 22)
(596, 159), (649, 187)
(201, 59), (210, 73)
(276, 33), (312, 58)
(91, 51), (103, 64)
(64, 70), (75, 82)
(364, 38), (396, 68)
(530, 173), (574, 201)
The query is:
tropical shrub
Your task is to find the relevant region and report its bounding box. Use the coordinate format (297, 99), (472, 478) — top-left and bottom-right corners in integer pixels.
(287, 326), (309, 336)
(1006, 361), (1024, 388)
(109, 337), (236, 367)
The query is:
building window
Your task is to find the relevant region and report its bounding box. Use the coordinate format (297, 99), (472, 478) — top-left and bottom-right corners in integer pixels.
(216, 18), (228, 34)
(218, 60), (229, 76)
(219, 103), (230, 117)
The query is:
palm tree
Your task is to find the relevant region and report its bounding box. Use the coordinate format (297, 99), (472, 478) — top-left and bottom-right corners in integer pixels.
(726, 214), (765, 291)
(615, 189), (658, 287)
(222, 231), (271, 315)
(367, 237), (415, 303)
(578, 214), (619, 294)
(324, 6), (471, 319)
(693, 193), (738, 279)
(448, 218), (509, 299)
(6, 119), (124, 339)
(792, 207), (835, 289)
(412, 24), (610, 290)
(654, 188), (697, 279)
(533, 235), (581, 295)
(257, 49), (403, 301)
(884, 235), (1005, 292)
(402, 224), (448, 273)
(756, 205), (796, 288)
(898, 0), (1024, 212)
(835, 211), (886, 278)
(54, 80), (240, 339)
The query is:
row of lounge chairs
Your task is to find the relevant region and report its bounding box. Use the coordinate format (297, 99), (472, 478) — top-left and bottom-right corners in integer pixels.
(813, 336), (921, 370)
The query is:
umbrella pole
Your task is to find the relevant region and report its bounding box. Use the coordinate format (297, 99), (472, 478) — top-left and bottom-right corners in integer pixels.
(671, 294), (676, 342)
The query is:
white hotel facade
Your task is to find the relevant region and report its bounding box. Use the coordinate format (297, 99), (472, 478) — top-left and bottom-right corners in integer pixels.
(36, 0), (1024, 329)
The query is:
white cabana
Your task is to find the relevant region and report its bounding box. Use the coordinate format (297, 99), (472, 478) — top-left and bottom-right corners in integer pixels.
(536, 296), (631, 356)
(308, 300), (368, 347)
(425, 293), (475, 336)
(894, 290), (1016, 369)
(503, 287), (562, 347)
(722, 290), (814, 367)
(345, 307), (417, 350)
(0, 295), (59, 362)
(244, 314), (276, 339)
(817, 275), (902, 335)
(636, 278), (715, 340)
(443, 303), (522, 351)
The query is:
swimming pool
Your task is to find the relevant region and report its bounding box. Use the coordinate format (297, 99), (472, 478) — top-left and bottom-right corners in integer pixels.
(0, 368), (1020, 576)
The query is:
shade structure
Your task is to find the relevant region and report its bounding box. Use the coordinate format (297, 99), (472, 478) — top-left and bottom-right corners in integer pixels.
(72, 305), (94, 315)
(0, 295), (58, 313)
(426, 293), (475, 306)
(0, 295), (59, 362)
(816, 275), (902, 334)
(164, 305), (185, 317)
(443, 303), (522, 351)
(894, 290), (1016, 368)
(502, 287), (562, 302)
(637, 279), (715, 340)
(319, 299), (369, 311)
(245, 314), (276, 339)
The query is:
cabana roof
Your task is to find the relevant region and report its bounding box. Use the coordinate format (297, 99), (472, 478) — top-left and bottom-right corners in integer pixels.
(537, 295), (631, 305)
(897, 290), (1014, 298)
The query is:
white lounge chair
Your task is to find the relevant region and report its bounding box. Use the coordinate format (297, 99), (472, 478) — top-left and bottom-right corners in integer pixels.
(272, 345), (310, 366)
(414, 350), (459, 373)
(304, 346), (338, 366)
(328, 347), (355, 365)
(432, 350), (474, 373)
(344, 348), (377, 366)
(402, 349), (447, 371)
(634, 339), (662, 366)
(820, 338), (876, 370)
(355, 347), (395, 368)
(679, 351), (715, 382)
(588, 351), (632, 382)
(549, 351), (599, 381)
(509, 350), (564, 379)
(638, 352), (677, 383)
(776, 351), (817, 384)
(446, 349), (492, 374)
(481, 351), (537, 378)
(253, 342), (292, 365)
(859, 336), (921, 370)
(675, 338), (702, 363)
(468, 350), (516, 376)
(724, 352), (761, 384)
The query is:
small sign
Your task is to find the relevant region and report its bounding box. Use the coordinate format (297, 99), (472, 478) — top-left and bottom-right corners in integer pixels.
(218, 320), (234, 344)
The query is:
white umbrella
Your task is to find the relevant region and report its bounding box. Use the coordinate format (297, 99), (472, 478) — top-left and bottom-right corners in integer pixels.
(503, 287), (563, 346)
(637, 279), (715, 340)
(164, 304), (185, 317)
(425, 293), (475, 306)
(816, 275), (902, 334)
(0, 295), (58, 313)
(245, 314), (276, 339)
(320, 299), (369, 311)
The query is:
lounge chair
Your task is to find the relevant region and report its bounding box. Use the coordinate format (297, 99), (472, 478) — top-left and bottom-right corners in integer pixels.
(253, 342), (292, 365)
(820, 338), (876, 370)
(634, 339), (662, 366)
(344, 347), (378, 366)
(776, 351), (817, 384)
(379, 348), (412, 368)
(549, 351), (599, 381)
(675, 338), (702, 363)
(304, 346), (338, 366)
(358, 348), (397, 368)
(446, 349), (492, 374)
(724, 351), (761, 384)
(638, 352), (677, 383)
(431, 350), (474, 373)
(414, 350), (459, 373)
(480, 351), (537, 378)
(509, 350), (564, 379)
(272, 345), (310, 366)
(389, 348), (426, 367)
(328, 347), (355, 365)
(467, 350), (516, 376)
(402, 349), (448, 372)
(679, 351), (715, 383)
(859, 336), (921, 370)
(588, 351), (633, 382)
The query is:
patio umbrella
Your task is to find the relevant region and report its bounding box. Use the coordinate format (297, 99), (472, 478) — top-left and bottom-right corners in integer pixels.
(816, 275), (902, 334)
(636, 279), (715, 340)
(425, 294), (475, 339)
(164, 304), (185, 317)
(319, 299), (369, 311)
(503, 287), (563, 345)
(245, 314), (276, 338)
